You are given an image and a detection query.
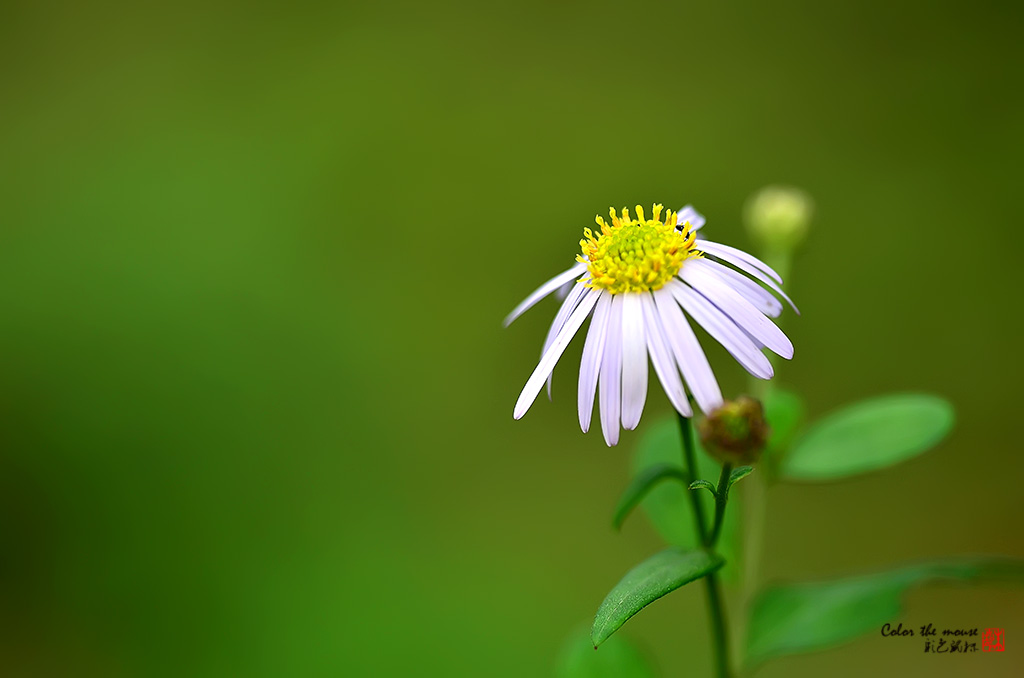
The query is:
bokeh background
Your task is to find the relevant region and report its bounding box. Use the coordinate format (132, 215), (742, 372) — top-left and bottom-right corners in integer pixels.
(1, 1), (1023, 676)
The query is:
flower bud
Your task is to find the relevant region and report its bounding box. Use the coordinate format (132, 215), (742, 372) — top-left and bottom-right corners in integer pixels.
(744, 186), (813, 253)
(698, 396), (770, 465)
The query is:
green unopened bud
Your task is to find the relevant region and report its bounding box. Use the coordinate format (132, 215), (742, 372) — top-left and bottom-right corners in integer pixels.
(744, 186), (813, 253)
(698, 396), (770, 465)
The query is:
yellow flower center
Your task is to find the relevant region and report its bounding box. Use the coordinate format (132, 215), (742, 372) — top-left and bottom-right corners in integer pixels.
(578, 204), (700, 294)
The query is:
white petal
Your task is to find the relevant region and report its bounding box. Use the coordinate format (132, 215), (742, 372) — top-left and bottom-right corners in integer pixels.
(695, 241), (798, 313)
(640, 292), (691, 417)
(599, 295), (624, 446)
(542, 282), (588, 354)
(503, 262), (588, 327)
(554, 280), (574, 302)
(681, 263), (794, 359)
(741, 326), (766, 350)
(652, 287), (723, 414)
(514, 288), (601, 419)
(695, 240), (783, 283)
(676, 205), (706, 232)
(687, 257), (783, 318)
(578, 292), (611, 433)
(542, 281), (589, 398)
(620, 294), (648, 431)
(667, 280), (774, 380)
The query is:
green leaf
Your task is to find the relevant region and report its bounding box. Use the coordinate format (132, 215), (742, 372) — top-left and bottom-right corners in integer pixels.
(631, 417), (742, 581)
(727, 466), (754, 488)
(745, 557), (1024, 667)
(613, 463), (687, 530)
(688, 479), (716, 495)
(556, 625), (658, 678)
(778, 393), (955, 481)
(592, 548), (724, 646)
(762, 387), (805, 456)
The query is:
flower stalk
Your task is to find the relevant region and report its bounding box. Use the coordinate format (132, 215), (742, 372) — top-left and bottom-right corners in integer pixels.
(709, 462), (733, 547)
(678, 412), (732, 678)
(677, 412), (709, 543)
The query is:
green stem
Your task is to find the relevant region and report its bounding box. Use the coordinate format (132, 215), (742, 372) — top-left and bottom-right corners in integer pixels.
(738, 470), (766, 670)
(703, 574), (731, 678)
(743, 249), (791, 670)
(677, 412), (731, 678)
(709, 462), (733, 546)
(676, 412), (708, 544)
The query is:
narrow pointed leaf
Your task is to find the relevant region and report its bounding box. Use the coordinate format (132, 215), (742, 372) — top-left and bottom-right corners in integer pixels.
(745, 557), (1024, 667)
(557, 625), (657, 678)
(778, 393), (954, 481)
(612, 463), (687, 530)
(592, 548), (724, 646)
(727, 466), (754, 488)
(632, 418), (742, 581)
(688, 479), (716, 495)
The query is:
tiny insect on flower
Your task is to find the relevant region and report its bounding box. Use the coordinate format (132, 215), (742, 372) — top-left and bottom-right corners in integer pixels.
(506, 203), (798, 446)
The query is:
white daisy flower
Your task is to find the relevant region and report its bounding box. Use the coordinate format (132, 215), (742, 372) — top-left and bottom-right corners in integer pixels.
(506, 203), (797, 446)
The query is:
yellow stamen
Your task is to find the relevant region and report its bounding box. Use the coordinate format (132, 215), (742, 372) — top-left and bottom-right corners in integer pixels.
(577, 203), (701, 294)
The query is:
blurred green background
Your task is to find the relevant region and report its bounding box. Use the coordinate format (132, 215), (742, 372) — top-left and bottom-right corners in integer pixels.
(1, 1), (1022, 676)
